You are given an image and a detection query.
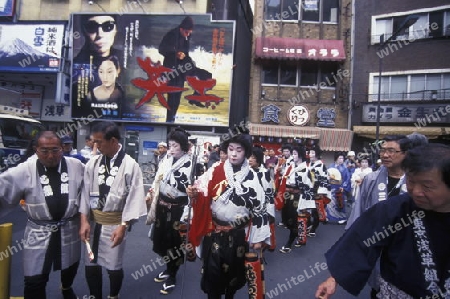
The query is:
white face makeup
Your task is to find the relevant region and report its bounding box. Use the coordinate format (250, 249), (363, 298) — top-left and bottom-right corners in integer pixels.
(308, 150), (316, 162)
(227, 142), (246, 166)
(168, 140), (184, 159)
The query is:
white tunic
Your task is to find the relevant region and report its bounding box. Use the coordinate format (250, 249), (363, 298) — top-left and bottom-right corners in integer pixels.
(80, 153), (146, 270)
(0, 157), (84, 276)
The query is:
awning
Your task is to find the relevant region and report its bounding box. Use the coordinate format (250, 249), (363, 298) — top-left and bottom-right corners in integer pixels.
(320, 128), (354, 151)
(249, 123), (321, 139)
(255, 37), (346, 61)
(249, 123), (353, 151)
(353, 126), (450, 139)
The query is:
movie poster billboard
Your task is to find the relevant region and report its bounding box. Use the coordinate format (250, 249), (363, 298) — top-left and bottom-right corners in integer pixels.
(0, 23), (65, 72)
(71, 14), (235, 126)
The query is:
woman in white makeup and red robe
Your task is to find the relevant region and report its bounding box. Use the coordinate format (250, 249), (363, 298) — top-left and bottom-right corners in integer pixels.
(187, 132), (272, 299)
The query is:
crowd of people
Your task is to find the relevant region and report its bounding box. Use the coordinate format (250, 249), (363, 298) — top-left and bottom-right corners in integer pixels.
(1, 125), (449, 299)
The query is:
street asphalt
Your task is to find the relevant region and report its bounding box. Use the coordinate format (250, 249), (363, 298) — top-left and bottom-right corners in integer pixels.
(2, 206), (370, 299)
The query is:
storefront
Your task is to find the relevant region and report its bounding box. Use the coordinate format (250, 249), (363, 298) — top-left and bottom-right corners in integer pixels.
(249, 123), (353, 164)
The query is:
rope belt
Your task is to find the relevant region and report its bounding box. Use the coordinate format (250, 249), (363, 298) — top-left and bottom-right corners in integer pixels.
(91, 210), (122, 225)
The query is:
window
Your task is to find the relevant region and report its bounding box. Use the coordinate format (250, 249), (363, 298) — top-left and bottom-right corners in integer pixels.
(390, 76), (407, 100)
(284, 0), (299, 21)
(445, 11), (450, 36)
(410, 75), (425, 100)
(302, 0), (320, 22)
(322, 0), (338, 22)
(371, 71), (450, 101)
(262, 64), (279, 85)
(411, 14), (429, 39)
(426, 74), (441, 97)
(320, 63), (337, 85)
(430, 10), (450, 37)
(265, 0), (338, 23)
(300, 61), (317, 86)
(262, 61), (297, 86)
(262, 60), (338, 88)
(265, 0), (281, 20)
(373, 8), (450, 43)
(280, 61), (297, 85)
(391, 16), (414, 41)
(373, 76), (389, 100)
(264, 0), (298, 21)
(444, 74), (450, 90)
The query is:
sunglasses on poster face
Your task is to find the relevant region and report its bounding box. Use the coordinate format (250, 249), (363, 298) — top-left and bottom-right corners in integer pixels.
(84, 20), (116, 33)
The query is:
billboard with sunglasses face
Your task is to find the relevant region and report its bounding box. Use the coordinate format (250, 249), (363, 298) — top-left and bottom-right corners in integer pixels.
(71, 13), (235, 127)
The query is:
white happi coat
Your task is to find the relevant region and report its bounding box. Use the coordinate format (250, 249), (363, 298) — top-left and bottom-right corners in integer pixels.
(253, 165), (275, 218)
(295, 160), (331, 211)
(0, 157), (84, 276)
(208, 160), (271, 245)
(80, 152), (146, 270)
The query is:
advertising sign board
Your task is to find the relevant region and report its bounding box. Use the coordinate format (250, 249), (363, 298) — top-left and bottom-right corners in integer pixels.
(71, 14), (235, 126)
(0, 23), (65, 72)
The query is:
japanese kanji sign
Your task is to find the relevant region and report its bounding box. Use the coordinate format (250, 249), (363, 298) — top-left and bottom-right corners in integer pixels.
(288, 105), (310, 126)
(261, 104), (281, 123)
(255, 37), (345, 61)
(362, 104), (450, 124)
(0, 23), (65, 72)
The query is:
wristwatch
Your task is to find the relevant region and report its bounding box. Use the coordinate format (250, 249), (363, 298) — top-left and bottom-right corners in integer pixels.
(121, 221), (129, 228)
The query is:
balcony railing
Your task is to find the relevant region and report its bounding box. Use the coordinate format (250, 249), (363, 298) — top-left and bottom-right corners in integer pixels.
(369, 89), (450, 102)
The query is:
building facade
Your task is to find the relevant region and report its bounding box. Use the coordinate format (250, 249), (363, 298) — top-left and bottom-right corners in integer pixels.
(351, 0), (450, 157)
(249, 0), (353, 162)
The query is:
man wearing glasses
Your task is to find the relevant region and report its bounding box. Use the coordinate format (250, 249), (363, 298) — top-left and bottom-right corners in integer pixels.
(346, 134), (428, 298)
(0, 131), (85, 299)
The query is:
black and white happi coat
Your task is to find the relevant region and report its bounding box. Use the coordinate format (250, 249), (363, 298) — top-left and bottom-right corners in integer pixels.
(0, 156), (84, 276)
(295, 160), (331, 211)
(80, 147), (146, 270)
(252, 165), (275, 219)
(147, 153), (192, 257)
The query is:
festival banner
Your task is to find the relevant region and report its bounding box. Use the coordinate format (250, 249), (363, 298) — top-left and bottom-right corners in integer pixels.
(0, 23), (65, 72)
(70, 14), (235, 126)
